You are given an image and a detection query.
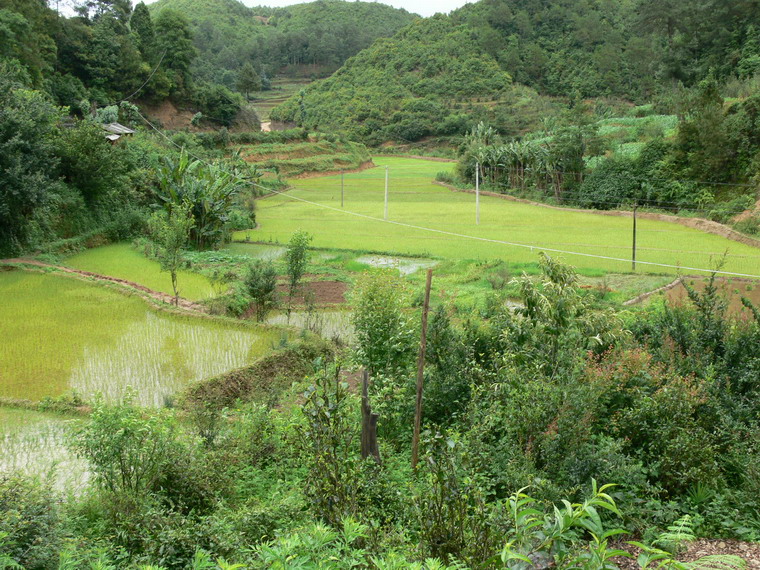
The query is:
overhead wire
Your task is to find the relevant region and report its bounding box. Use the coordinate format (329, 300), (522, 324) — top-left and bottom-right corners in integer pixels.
(124, 49), (167, 101)
(134, 110), (760, 279)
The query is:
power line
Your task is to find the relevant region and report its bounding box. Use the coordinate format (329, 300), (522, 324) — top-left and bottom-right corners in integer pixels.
(257, 187), (760, 279)
(134, 111), (760, 279)
(124, 49), (167, 101)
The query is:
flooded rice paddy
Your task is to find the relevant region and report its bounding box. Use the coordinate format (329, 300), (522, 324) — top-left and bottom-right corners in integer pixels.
(266, 310), (354, 343)
(0, 270), (281, 406)
(0, 408), (88, 491)
(355, 255), (437, 275)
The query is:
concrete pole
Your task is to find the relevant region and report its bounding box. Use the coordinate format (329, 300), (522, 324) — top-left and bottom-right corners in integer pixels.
(476, 161), (480, 225)
(384, 165), (389, 221)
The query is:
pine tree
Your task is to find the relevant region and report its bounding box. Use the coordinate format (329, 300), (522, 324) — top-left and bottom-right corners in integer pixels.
(236, 62), (261, 100)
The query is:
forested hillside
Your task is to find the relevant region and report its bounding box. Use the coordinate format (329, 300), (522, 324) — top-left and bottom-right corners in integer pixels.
(148, 0), (418, 87)
(274, 16), (515, 144)
(273, 0), (760, 140)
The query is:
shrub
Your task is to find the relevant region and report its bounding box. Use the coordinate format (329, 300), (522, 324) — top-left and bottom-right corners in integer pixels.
(350, 270), (417, 376)
(734, 214), (760, 236)
(297, 362), (362, 526)
(0, 475), (60, 569)
(285, 229), (312, 315)
(244, 259), (278, 321)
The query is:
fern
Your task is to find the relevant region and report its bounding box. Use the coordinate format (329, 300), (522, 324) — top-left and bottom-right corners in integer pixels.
(653, 515), (697, 554)
(631, 516), (747, 570)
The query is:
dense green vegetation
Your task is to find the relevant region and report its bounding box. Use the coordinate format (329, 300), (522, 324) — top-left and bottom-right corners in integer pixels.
(271, 15), (516, 144)
(4, 0), (760, 566)
(453, 82), (760, 229)
(149, 0), (418, 87)
(274, 0), (760, 139)
(2, 256), (760, 567)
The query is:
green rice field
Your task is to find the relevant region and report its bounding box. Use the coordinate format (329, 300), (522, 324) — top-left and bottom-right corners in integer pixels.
(238, 156), (760, 278)
(65, 243), (214, 300)
(0, 270), (282, 406)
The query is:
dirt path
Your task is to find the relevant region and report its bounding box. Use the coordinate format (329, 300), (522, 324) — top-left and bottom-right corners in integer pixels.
(613, 538), (760, 569)
(735, 196), (760, 222)
(1, 258), (208, 314)
(290, 160), (377, 179)
(434, 182), (760, 250)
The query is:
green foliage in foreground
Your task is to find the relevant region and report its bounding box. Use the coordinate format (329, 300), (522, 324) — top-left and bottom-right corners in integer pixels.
(2, 258), (760, 568)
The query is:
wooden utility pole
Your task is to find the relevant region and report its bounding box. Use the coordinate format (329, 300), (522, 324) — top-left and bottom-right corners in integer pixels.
(361, 370), (381, 463)
(475, 161), (480, 225)
(384, 166), (389, 220)
(411, 268), (433, 469)
(632, 205), (638, 271)
(341, 170), (344, 208)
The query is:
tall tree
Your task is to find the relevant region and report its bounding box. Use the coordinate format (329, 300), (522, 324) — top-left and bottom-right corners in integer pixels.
(0, 75), (62, 255)
(0, 0), (56, 87)
(236, 61), (261, 100)
(154, 8), (195, 94)
(130, 2), (155, 63)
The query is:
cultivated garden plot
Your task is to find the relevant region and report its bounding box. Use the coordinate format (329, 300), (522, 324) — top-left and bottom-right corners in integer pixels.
(242, 157), (760, 278)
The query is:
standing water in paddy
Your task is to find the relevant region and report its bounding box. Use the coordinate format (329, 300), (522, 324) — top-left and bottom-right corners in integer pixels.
(0, 270), (280, 407)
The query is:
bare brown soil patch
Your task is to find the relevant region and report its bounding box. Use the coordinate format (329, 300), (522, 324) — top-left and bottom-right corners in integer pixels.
(434, 182), (760, 249)
(662, 276), (760, 317)
(139, 99), (197, 131)
(612, 539), (760, 569)
(275, 276), (348, 306)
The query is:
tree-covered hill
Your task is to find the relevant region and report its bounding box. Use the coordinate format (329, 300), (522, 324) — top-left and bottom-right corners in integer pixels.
(148, 0), (419, 87)
(271, 15), (516, 144)
(271, 0), (760, 143)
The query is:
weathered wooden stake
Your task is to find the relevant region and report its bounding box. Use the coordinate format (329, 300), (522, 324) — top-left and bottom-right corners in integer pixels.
(361, 369), (381, 463)
(411, 268), (433, 469)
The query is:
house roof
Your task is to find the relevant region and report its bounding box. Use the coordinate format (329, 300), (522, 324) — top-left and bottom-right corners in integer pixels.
(101, 122), (135, 135)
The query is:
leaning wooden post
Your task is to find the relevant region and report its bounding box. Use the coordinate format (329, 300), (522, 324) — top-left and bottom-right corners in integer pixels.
(411, 269), (433, 469)
(361, 369), (381, 464)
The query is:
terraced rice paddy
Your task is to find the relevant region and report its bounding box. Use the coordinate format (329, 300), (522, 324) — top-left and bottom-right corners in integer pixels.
(240, 157), (760, 277)
(0, 408), (87, 491)
(65, 243), (214, 301)
(0, 270), (281, 406)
